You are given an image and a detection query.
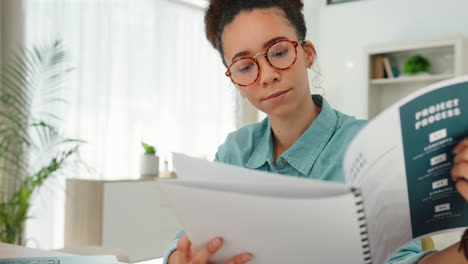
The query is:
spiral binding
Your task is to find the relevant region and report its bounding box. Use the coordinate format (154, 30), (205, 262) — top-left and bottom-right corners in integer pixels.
(352, 188), (372, 264)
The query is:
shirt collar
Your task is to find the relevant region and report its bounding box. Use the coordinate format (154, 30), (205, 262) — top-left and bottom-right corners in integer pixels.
(244, 95), (338, 175)
(244, 118), (275, 169)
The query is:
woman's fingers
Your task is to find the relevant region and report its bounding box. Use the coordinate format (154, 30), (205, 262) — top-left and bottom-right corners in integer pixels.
(190, 237), (224, 264)
(226, 253), (253, 264)
(452, 141), (468, 181)
(190, 244), (199, 258)
(173, 235), (251, 264)
(452, 139), (468, 201)
(454, 147), (468, 165)
(452, 162), (468, 181)
(456, 180), (468, 201)
(177, 234), (193, 260)
(453, 138), (468, 155)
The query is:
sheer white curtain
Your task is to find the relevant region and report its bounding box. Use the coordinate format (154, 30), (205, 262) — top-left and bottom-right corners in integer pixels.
(23, 0), (236, 249)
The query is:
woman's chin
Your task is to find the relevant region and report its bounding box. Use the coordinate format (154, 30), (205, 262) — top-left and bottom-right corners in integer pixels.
(264, 106), (296, 119)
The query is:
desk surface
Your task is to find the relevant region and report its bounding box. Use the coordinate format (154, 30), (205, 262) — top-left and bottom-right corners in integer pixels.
(0, 242), (69, 258)
(0, 243), (163, 264)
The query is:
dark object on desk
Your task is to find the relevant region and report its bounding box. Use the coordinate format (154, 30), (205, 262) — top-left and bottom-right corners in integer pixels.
(327, 0), (362, 5)
(460, 229), (468, 260)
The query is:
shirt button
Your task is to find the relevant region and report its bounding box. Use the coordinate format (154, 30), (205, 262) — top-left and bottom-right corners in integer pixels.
(282, 158), (287, 164)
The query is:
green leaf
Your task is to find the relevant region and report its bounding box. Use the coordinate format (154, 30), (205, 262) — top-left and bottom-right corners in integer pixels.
(141, 141), (156, 155)
(0, 39), (85, 244)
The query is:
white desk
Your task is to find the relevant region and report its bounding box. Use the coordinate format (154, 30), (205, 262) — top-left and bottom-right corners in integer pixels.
(0, 242), (69, 258)
(65, 179), (180, 262)
(0, 243), (163, 264)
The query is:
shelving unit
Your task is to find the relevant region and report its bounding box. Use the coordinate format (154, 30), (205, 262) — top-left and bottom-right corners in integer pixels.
(365, 35), (468, 119)
(369, 73), (455, 85)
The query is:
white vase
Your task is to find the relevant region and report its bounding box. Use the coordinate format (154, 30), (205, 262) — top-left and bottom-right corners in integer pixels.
(139, 154), (159, 178)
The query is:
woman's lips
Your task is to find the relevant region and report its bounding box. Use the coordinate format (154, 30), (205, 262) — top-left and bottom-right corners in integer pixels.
(264, 89), (291, 103)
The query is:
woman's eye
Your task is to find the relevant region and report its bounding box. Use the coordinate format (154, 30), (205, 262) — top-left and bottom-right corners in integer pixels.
(272, 48), (288, 57)
(238, 64), (253, 73)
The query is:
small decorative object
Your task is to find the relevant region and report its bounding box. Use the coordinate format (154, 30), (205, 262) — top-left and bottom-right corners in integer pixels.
(159, 156), (175, 179)
(140, 141), (159, 179)
(327, 0), (362, 5)
(404, 55), (431, 75)
(382, 57), (394, 78)
(391, 66), (400, 78)
(371, 55), (385, 79)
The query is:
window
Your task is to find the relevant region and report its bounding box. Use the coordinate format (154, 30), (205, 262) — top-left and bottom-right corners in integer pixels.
(24, 0), (236, 249)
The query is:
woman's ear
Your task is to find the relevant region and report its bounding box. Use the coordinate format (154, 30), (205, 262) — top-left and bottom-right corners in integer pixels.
(302, 40), (316, 68)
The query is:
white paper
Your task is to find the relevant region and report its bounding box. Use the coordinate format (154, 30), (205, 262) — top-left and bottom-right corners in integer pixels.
(160, 181), (365, 264)
(173, 152), (351, 197)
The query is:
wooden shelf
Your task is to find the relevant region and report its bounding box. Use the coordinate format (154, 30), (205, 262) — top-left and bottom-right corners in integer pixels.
(370, 73), (455, 85)
(365, 35), (468, 119)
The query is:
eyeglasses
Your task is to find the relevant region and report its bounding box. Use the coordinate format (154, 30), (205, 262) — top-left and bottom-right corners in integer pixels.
(225, 39), (304, 87)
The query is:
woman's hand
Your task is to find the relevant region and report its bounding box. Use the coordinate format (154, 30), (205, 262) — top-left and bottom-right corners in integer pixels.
(168, 234), (253, 264)
(452, 138), (468, 261)
(452, 138), (468, 201)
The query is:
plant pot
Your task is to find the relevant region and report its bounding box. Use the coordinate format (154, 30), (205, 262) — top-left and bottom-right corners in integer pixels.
(139, 154), (159, 179)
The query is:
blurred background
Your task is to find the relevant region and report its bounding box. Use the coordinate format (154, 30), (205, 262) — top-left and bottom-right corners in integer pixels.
(1, 0), (468, 262)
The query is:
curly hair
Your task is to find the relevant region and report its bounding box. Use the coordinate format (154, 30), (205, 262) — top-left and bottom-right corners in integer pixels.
(204, 0), (307, 66)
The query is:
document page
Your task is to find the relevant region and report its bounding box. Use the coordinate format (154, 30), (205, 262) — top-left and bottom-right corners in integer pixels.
(173, 153), (351, 197)
(160, 155), (368, 263)
(399, 78), (468, 238)
(344, 76), (468, 263)
(160, 181), (365, 264)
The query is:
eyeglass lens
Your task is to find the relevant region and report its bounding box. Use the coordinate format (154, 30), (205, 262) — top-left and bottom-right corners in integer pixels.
(230, 41), (297, 86)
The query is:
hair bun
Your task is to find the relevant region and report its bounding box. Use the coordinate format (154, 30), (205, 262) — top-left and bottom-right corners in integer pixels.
(205, 0), (307, 61)
(205, 0), (228, 49)
(286, 0), (304, 9)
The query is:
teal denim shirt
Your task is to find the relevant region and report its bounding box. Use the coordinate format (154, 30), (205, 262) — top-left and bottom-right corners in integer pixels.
(163, 95), (434, 264)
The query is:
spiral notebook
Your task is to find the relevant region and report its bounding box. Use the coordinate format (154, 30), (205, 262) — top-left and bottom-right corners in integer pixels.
(160, 76), (468, 264)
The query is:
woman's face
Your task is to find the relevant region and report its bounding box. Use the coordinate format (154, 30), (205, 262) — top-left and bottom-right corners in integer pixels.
(221, 7), (315, 118)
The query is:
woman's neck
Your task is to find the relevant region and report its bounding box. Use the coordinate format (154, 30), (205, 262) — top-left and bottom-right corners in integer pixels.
(269, 95), (320, 160)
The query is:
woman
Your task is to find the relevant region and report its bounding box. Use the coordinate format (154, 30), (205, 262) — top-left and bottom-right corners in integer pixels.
(164, 0), (468, 263)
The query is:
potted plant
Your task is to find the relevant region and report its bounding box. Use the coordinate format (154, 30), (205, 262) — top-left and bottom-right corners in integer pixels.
(0, 40), (84, 244)
(139, 142), (159, 179)
(404, 55), (431, 75)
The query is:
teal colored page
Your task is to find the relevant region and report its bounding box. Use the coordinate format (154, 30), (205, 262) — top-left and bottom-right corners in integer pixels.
(399, 81), (468, 239)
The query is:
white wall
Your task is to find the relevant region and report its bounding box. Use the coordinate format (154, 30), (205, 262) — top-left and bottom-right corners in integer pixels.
(306, 0), (467, 249)
(311, 0), (468, 119)
(304, 0), (321, 44)
(0, 0), (25, 201)
(1, 0), (25, 60)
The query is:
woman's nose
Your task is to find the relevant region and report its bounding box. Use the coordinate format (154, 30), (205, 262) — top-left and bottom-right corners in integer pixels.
(257, 56), (281, 87)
